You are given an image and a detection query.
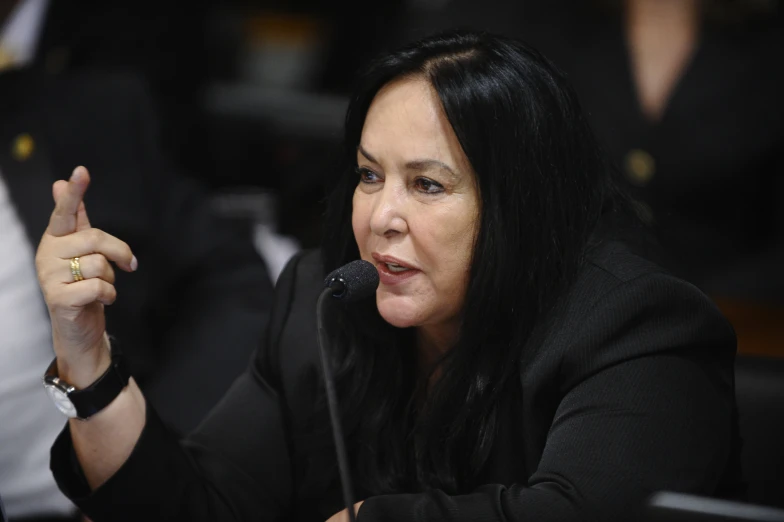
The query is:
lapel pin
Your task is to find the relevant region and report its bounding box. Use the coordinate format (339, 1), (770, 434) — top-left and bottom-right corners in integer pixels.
(12, 133), (35, 161)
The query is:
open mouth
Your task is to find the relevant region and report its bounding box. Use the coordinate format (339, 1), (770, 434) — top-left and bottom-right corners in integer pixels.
(371, 253), (419, 284)
(384, 262), (411, 273)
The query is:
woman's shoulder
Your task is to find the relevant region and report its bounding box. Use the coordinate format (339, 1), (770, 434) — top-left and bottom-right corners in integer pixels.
(582, 237), (667, 286)
(253, 249), (325, 398)
(540, 238), (737, 391)
(574, 238), (732, 334)
(276, 248), (325, 291)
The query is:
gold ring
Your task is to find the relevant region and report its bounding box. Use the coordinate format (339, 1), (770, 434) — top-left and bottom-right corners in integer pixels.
(70, 257), (84, 282)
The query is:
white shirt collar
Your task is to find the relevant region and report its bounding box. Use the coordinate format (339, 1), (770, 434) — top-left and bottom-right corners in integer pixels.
(0, 0), (50, 67)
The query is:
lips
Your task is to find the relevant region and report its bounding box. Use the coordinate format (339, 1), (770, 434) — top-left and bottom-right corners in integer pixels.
(371, 253), (420, 286)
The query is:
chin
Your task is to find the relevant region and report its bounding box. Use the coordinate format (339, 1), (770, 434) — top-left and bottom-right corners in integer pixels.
(376, 295), (423, 329)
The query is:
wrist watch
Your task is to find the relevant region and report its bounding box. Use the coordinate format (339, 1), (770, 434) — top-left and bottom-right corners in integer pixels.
(43, 349), (131, 420)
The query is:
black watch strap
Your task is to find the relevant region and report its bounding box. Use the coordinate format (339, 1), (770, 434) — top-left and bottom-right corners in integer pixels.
(45, 349), (131, 419)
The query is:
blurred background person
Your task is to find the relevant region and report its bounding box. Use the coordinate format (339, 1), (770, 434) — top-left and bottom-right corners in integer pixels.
(10, 0), (405, 266)
(0, 1), (274, 520)
(5, 0), (211, 182)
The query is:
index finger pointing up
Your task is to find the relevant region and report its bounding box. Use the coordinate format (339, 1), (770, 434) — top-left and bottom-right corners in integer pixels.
(47, 166), (91, 237)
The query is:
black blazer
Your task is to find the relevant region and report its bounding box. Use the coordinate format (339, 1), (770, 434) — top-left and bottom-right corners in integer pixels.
(51, 238), (740, 521)
(0, 69), (273, 434)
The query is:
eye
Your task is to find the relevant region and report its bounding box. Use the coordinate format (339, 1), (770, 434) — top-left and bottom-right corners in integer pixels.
(356, 167), (382, 184)
(414, 177), (444, 194)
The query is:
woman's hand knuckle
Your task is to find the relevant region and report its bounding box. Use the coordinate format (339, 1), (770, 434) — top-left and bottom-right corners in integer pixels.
(87, 278), (101, 294)
(87, 228), (103, 250)
(91, 255), (104, 272)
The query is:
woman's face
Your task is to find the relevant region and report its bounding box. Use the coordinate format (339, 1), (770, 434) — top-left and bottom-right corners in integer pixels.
(352, 77), (480, 338)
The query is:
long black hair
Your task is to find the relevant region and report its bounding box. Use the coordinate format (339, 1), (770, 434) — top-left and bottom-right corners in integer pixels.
(314, 29), (636, 496)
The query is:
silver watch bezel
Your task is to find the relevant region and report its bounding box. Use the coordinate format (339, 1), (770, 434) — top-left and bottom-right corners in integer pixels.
(43, 375), (79, 419)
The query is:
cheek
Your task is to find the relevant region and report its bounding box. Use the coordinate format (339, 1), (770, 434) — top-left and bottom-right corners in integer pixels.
(433, 232), (473, 291)
(434, 224), (476, 311)
(420, 210), (477, 275)
(352, 191), (370, 252)
(456, 219), (479, 266)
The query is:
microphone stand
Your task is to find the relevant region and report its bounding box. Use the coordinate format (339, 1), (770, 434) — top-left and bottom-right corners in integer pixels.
(317, 286), (357, 522)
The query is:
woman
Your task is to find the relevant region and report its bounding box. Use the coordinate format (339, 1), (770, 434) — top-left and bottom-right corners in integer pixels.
(36, 30), (739, 521)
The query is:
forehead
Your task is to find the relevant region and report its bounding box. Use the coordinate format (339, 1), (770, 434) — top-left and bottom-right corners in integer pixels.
(360, 77), (468, 168)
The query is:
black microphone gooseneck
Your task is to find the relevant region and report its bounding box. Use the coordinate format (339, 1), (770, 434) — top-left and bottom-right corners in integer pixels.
(317, 286), (356, 522)
(317, 260), (379, 522)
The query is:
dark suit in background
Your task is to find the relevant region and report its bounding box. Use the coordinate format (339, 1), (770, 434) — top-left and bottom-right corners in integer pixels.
(0, 68), (273, 434)
(30, 0), (213, 185)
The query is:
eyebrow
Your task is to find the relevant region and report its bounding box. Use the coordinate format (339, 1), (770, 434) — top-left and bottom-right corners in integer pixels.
(358, 144), (459, 180)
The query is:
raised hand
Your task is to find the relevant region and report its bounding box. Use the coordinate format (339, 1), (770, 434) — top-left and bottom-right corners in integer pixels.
(35, 166), (137, 387)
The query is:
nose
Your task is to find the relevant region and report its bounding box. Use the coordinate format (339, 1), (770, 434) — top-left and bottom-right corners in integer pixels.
(369, 179), (408, 239)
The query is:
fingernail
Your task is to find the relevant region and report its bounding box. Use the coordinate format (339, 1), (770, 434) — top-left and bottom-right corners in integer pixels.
(70, 167), (83, 182)
(130, 256), (138, 272)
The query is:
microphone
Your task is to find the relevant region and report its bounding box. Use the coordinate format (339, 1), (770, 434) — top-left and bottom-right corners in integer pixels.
(317, 260), (378, 521)
(324, 260), (379, 303)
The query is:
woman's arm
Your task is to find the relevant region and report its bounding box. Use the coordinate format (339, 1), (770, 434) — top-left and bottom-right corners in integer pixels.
(52, 364), (293, 521)
(40, 172), (302, 520)
(50, 251), (305, 521)
(68, 373), (147, 490)
(48, 251), (303, 521)
(36, 167), (144, 490)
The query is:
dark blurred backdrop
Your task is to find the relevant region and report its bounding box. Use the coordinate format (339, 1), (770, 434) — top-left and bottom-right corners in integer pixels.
(3, 0), (783, 355)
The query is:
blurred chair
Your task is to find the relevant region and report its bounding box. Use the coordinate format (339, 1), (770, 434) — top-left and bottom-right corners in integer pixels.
(735, 355), (784, 508)
(211, 188), (301, 282)
(714, 298), (784, 359)
(644, 491), (784, 522)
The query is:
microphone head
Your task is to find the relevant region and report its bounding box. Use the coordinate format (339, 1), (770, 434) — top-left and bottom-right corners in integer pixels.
(324, 260), (379, 303)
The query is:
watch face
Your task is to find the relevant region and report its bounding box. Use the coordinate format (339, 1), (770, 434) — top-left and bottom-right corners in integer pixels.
(44, 384), (78, 418)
